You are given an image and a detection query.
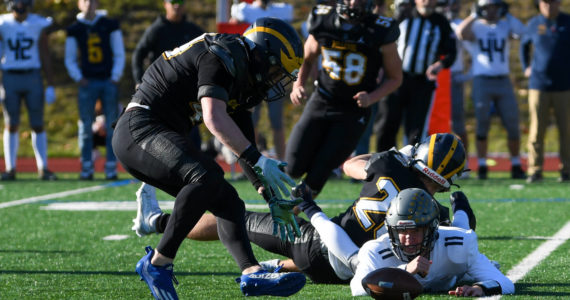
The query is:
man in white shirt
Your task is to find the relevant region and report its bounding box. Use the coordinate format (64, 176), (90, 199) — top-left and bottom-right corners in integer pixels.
(351, 188), (514, 297)
(456, 0), (526, 180)
(0, 0), (57, 181)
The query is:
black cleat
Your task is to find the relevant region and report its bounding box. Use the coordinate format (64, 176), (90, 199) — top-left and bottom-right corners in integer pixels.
(511, 165), (526, 179)
(39, 169), (57, 181)
(1, 169), (16, 181)
(526, 172), (543, 183)
(478, 166), (488, 180)
(558, 172), (569, 183)
(450, 191), (476, 231)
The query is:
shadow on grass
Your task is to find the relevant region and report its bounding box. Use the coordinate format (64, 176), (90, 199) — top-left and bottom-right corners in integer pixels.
(0, 249), (85, 254)
(515, 283), (570, 297)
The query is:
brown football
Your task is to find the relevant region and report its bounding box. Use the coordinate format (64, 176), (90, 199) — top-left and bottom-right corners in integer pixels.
(361, 267), (423, 300)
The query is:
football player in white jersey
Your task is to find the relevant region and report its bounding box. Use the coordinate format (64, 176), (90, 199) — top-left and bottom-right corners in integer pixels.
(351, 188), (514, 297)
(456, 0), (526, 180)
(0, 0), (56, 180)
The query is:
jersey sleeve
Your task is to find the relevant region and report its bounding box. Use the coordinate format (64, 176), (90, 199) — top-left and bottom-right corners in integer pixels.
(196, 52), (234, 102)
(375, 16), (400, 45)
(464, 232), (515, 294)
(350, 237), (399, 296)
(307, 5), (335, 36)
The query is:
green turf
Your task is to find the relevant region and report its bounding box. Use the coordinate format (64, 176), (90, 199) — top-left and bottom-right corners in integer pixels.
(0, 172), (569, 299)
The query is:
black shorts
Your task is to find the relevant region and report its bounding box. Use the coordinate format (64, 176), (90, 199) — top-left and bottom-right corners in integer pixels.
(244, 211), (348, 284)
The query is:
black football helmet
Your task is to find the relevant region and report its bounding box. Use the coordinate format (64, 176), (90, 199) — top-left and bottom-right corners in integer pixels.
(410, 133), (466, 191)
(386, 188), (440, 262)
(337, 0), (375, 21)
(242, 18), (303, 102)
(5, 0), (33, 14)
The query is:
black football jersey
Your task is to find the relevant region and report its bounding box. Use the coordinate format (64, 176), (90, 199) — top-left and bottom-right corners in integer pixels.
(330, 150), (428, 247)
(308, 5), (399, 111)
(66, 17), (120, 79)
(133, 33), (259, 133)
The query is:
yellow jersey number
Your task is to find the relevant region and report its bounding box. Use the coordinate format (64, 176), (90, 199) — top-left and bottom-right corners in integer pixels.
(352, 177), (400, 238)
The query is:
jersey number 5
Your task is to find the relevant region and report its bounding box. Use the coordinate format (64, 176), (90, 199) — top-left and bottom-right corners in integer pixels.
(353, 177), (400, 238)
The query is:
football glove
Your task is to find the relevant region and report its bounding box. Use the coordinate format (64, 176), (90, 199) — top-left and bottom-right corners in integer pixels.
(45, 86), (55, 105)
(268, 196), (303, 242)
(253, 156), (295, 198)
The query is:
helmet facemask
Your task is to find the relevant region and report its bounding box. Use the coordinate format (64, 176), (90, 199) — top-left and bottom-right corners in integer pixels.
(6, 0), (33, 14)
(385, 188), (440, 262)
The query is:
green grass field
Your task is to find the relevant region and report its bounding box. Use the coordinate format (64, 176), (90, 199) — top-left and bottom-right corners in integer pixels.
(1, 172), (569, 299)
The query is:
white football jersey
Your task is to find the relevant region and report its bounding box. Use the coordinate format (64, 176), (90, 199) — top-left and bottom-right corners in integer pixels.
(350, 227), (514, 296)
(465, 16), (525, 76)
(231, 2), (293, 24)
(0, 13), (52, 70)
(450, 18), (465, 73)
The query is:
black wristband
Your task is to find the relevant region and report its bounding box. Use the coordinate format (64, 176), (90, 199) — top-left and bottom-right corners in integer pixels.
(473, 280), (502, 295)
(239, 145), (261, 167)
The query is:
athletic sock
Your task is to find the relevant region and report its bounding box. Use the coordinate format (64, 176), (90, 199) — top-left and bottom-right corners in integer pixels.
(477, 158), (487, 167)
(4, 130), (19, 171)
(31, 131), (48, 170)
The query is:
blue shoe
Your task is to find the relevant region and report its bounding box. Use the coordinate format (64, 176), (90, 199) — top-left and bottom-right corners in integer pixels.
(236, 267), (306, 297)
(136, 246), (178, 300)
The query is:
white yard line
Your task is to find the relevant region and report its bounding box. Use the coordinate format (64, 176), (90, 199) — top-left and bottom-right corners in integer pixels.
(0, 180), (134, 209)
(479, 220), (570, 299)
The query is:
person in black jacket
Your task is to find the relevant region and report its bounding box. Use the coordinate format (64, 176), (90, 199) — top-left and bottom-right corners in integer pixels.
(375, 0), (456, 151)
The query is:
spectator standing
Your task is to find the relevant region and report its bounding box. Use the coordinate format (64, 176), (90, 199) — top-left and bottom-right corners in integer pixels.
(231, 0), (293, 160)
(440, 0), (473, 177)
(0, 0), (57, 181)
(456, 0), (526, 180)
(65, 0), (125, 180)
(131, 0), (204, 149)
(521, 0), (570, 183)
(375, 0), (456, 152)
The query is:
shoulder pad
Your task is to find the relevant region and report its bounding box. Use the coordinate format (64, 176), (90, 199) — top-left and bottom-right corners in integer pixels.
(364, 152), (385, 174)
(204, 34), (249, 81)
(308, 5), (336, 35)
(368, 15), (400, 45)
(441, 228), (476, 264)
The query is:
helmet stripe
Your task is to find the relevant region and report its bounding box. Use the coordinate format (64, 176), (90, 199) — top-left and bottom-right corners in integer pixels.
(243, 26), (302, 74)
(427, 134), (437, 169)
(436, 137), (458, 177)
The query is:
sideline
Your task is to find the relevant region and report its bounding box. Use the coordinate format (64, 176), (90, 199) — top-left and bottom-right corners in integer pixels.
(479, 220), (570, 300)
(0, 179), (136, 209)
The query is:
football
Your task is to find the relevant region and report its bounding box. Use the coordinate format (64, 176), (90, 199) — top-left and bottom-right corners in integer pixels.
(361, 267), (423, 300)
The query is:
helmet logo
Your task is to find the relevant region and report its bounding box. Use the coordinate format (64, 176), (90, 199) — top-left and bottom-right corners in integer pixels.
(243, 26), (303, 75)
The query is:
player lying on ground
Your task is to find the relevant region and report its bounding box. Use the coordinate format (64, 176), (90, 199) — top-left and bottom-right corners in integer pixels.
(132, 133), (477, 284)
(351, 188), (514, 297)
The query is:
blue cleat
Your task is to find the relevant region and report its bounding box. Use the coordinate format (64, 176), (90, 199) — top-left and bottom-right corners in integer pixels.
(136, 246), (178, 300)
(236, 266), (306, 297)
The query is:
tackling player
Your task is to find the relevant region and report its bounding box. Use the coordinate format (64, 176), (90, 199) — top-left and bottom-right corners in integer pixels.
(285, 0), (403, 198)
(351, 188), (514, 297)
(132, 133), (476, 285)
(0, 0), (57, 181)
(113, 18), (306, 299)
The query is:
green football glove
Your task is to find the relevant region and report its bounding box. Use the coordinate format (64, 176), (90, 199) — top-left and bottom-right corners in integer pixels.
(253, 156), (295, 198)
(268, 196), (303, 242)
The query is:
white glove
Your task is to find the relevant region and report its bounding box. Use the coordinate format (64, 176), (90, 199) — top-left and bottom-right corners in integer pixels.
(45, 86), (55, 105)
(254, 155), (295, 198)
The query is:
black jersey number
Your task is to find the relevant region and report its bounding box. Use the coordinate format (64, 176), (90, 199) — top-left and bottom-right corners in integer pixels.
(322, 48), (366, 85)
(478, 37), (506, 63)
(7, 36), (33, 60)
(353, 177), (400, 237)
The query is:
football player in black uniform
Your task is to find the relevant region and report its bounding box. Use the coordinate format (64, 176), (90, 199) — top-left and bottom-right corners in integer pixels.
(285, 0), (403, 198)
(133, 133), (474, 285)
(112, 18), (307, 299)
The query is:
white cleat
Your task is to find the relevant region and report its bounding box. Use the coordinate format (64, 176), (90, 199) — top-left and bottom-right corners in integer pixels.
(132, 183), (162, 237)
(259, 259), (281, 272)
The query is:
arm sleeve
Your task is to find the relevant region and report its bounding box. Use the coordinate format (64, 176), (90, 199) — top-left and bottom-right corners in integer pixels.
(110, 29), (125, 82)
(350, 240), (392, 296)
(131, 27), (154, 84)
(64, 36), (82, 82)
(465, 234), (515, 294)
(439, 20), (457, 68)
